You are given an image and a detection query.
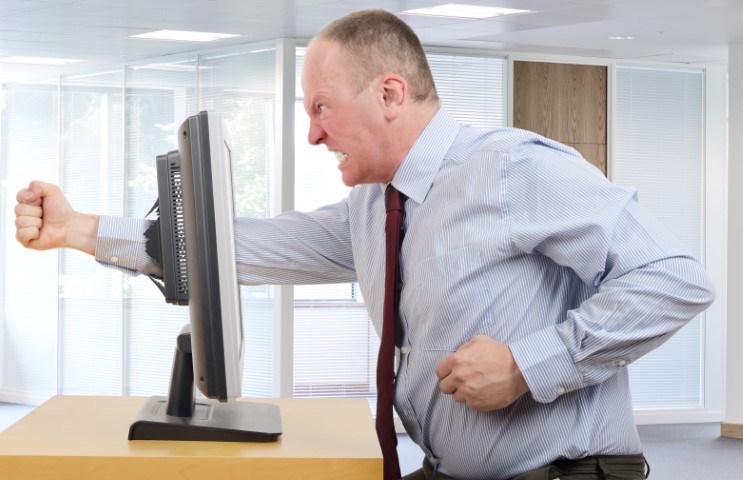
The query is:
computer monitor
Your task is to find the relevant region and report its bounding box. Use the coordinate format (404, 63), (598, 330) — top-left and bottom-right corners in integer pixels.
(128, 111), (281, 442)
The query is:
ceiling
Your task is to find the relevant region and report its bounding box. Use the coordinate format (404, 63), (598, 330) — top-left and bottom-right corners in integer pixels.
(1, 0), (742, 83)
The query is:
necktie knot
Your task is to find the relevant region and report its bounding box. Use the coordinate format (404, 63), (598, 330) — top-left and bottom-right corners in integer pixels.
(385, 185), (406, 214)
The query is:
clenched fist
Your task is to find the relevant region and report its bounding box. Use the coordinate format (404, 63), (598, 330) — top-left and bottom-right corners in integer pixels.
(435, 335), (530, 412)
(15, 180), (98, 255)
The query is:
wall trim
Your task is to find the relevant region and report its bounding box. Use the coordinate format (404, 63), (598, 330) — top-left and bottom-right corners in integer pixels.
(0, 391), (52, 407)
(634, 409), (724, 425)
(721, 422), (743, 439)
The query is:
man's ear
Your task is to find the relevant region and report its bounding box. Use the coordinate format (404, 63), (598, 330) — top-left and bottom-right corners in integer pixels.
(380, 74), (406, 121)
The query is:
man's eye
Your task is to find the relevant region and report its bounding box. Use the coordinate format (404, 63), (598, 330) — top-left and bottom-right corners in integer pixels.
(317, 104), (327, 114)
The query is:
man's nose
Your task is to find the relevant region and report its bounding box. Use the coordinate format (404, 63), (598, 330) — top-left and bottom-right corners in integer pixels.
(308, 120), (326, 146)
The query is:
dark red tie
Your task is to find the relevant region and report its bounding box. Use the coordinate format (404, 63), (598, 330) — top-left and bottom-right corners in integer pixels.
(377, 185), (406, 480)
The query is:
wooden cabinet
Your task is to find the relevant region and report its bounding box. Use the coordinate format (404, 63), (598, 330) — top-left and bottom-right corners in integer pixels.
(514, 60), (608, 175)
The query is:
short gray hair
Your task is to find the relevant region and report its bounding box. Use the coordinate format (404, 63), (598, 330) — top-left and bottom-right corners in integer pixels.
(315, 9), (439, 104)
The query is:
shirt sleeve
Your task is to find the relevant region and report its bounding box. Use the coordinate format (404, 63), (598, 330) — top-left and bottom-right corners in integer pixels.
(95, 215), (162, 277)
(94, 199), (357, 286)
(505, 141), (716, 403)
(234, 198), (357, 285)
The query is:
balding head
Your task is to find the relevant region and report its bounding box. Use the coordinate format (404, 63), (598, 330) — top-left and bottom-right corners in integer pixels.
(313, 9), (439, 105)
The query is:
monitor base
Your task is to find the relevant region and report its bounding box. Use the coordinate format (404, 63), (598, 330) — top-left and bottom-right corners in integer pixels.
(129, 396), (282, 442)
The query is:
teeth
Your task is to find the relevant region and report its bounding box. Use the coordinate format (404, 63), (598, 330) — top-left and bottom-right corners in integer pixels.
(334, 151), (348, 163)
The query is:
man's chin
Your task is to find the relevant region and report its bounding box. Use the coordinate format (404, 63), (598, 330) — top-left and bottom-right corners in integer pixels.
(339, 166), (383, 187)
(340, 175), (358, 187)
(339, 167), (359, 187)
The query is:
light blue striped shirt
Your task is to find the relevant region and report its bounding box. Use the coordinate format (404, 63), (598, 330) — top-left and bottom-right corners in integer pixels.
(97, 108), (715, 479)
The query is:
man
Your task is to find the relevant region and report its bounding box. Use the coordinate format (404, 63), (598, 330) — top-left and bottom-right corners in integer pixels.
(15, 9), (714, 480)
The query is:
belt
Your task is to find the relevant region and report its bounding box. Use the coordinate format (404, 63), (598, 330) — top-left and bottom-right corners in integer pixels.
(513, 453), (649, 480)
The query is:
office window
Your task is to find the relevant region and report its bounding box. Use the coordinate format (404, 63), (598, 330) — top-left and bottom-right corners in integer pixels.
(59, 70), (125, 395)
(0, 83), (60, 403)
(613, 66), (705, 409)
(123, 56), (198, 396)
(427, 52), (506, 128)
(0, 42), (279, 403)
(123, 46), (279, 398)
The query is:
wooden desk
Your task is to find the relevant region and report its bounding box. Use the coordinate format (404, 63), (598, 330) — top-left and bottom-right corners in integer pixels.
(0, 395), (382, 480)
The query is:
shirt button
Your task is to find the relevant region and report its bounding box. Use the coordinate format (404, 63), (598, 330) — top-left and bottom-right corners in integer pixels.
(400, 346), (410, 355)
(110, 256), (119, 264)
(618, 359), (627, 367)
(556, 386), (566, 396)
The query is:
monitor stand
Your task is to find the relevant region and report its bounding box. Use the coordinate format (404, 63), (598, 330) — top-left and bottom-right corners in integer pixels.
(128, 328), (281, 442)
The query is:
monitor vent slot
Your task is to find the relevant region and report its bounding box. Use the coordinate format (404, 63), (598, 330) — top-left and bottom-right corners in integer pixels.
(168, 159), (189, 297)
(155, 150), (189, 305)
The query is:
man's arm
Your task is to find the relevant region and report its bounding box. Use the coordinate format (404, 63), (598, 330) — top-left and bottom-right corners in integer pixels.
(16, 180), (358, 286)
(435, 142), (715, 411)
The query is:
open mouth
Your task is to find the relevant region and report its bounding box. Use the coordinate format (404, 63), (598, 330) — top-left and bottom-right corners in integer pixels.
(333, 151), (348, 164)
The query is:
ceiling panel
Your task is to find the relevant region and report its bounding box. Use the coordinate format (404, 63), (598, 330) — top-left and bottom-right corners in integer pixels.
(0, 0), (740, 83)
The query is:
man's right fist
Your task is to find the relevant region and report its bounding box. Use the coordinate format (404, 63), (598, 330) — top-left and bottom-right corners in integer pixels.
(14, 181), (98, 255)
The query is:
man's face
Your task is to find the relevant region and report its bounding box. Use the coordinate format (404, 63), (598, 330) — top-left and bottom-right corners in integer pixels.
(301, 40), (398, 186)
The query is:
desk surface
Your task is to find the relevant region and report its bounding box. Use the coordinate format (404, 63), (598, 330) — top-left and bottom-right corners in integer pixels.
(0, 395), (382, 480)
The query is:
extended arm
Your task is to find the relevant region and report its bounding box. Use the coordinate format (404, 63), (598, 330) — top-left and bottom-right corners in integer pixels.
(94, 197), (358, 286)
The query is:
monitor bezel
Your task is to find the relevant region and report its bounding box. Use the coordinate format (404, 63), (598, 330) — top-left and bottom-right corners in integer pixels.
(178, 110), (244, 401)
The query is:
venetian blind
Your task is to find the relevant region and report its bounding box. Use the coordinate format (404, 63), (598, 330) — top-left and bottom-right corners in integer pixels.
(613, 65), (705, 409)
(0, 84), (60, 404)
(123, 55), (198, 396)
(0, 43), (279, 404)
(59, 70), (125, 395)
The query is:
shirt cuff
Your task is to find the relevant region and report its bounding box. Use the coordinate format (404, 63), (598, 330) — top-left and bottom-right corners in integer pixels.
(95, 215), (161, 277)
(509, 326), (584, 403)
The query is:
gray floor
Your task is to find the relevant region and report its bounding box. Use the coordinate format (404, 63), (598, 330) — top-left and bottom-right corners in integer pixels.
(0, 402), (34, 432)
(634, 423), (743, 480)
(2, 403), (741, 479)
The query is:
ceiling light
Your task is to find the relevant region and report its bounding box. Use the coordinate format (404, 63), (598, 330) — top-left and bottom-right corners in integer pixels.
(400, 4), (531, 19)
(607, 36), (636, 40)
(130, 30), (240, 42)
(0, 56), (82, 65)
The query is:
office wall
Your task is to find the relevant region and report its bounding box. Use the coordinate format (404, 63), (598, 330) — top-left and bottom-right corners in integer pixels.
(724, 43), (743, 437)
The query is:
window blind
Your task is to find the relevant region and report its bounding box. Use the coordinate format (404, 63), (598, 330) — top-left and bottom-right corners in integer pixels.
(123, 56), (198, 396)
(59, 71), (125, 395)
(0, 84), (60, 403)
(613, 65), (705, 409)
(427, 52), (506, 128)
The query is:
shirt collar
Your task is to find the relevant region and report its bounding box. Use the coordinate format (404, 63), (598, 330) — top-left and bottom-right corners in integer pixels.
(383, 107), (460, 205)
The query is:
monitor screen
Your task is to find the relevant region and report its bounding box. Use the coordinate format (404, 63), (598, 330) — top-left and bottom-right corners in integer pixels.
(129, 111), (281, 442)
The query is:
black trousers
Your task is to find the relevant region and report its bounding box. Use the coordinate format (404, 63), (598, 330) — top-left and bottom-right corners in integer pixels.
(401, 454), (648, 480)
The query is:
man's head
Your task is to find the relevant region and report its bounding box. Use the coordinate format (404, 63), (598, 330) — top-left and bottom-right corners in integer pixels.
(302, 9), (440, 186)
(315, 9), (439, 104)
